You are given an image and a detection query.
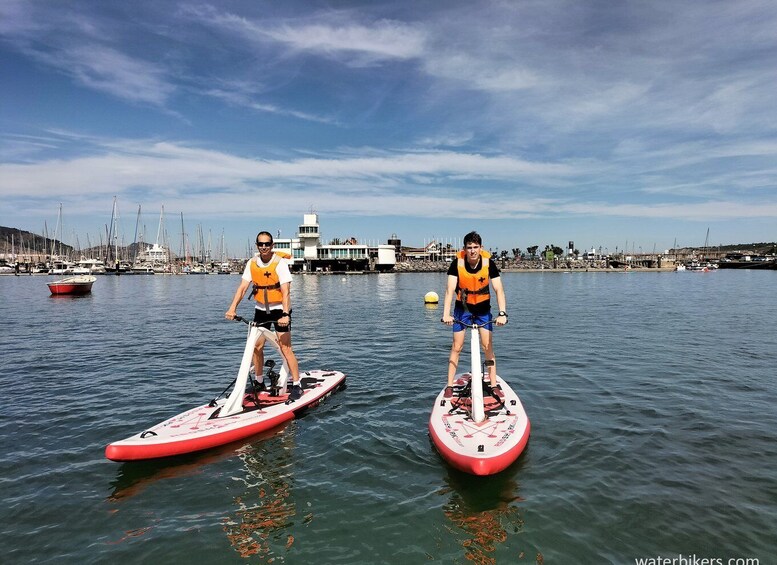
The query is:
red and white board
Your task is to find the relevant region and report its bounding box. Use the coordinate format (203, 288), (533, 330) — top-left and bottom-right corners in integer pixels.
(106, 370), (345, 461)
(429, 373), (530, 476)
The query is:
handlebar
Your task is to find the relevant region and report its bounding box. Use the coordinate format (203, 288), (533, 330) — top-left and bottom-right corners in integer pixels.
(230, 315), (289, 333)
(440, 316), (506, 328)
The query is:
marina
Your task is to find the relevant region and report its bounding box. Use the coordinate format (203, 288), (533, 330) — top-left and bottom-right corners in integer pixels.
(0, 212), (398, 275)
(3, 205), (775, 277)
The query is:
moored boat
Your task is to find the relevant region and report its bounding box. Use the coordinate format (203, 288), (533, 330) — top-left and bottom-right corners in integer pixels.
(717, 258), (777, 269)
(47, 275), (96, 295)
(76, 258), (108, 274)
(686, 261), (712, 272)
(183, 263), (208, 274)
(49, 259), (75, 275)
(31, 263), (50, 275)
(130, 263), (156, 275)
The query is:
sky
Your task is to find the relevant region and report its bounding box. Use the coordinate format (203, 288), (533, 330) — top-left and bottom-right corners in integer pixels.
(2, 0), (777, 257)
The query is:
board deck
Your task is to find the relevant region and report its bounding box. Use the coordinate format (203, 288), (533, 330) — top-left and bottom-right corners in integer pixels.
(106, 370), (346, 461)
(429, 374), (530, 475)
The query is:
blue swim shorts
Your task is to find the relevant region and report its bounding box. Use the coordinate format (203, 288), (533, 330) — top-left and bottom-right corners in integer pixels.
(452, 306), (493, 332)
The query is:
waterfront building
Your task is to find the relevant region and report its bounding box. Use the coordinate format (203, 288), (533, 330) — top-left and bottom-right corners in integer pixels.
(402, 240), (457, 262)
(273, 213), (396, 272)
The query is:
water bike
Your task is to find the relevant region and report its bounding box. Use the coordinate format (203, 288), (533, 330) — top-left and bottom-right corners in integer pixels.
(429, 317), (530, 475)
(106, 316), (346, 461)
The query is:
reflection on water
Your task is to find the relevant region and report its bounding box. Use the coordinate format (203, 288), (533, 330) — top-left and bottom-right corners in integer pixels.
(223, 427), (298, 561)
(295, 274), (324, 354)
(439, 463), (541, 565)
(48, 293), (94, 301)
(376, 272), (398, 303)
(107, 426), (288, 501)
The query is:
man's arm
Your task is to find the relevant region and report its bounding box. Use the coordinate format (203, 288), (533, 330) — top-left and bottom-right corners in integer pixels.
(491, 276), (507, 325)
(441, 274), (458, 324)
(278, 282), (292, 326)
(225, 278), (251, 319)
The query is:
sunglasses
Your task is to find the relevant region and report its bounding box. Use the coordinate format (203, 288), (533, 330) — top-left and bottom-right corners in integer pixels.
(256, 241), (273, 248)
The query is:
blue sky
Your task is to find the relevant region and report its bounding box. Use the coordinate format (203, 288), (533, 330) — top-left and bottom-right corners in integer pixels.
(2, 0), (776, 257)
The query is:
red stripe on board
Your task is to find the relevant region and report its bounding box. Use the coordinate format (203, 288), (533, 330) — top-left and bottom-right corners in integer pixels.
(429, 418), (531, 476)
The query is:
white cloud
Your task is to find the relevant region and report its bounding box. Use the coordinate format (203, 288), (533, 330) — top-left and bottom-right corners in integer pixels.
(0, 2), (175, 107)
(0, 140), (576, 198)
(190, 8), (426, 66)
(264, 21), (426, 64)
(44, 45), (175, 106)
(205, 87), (337, 124)
(561, 200), (777, 221)
(423, 53), (539, 92)
(415, 132), (474, 148)
(3, 137), (776, 226)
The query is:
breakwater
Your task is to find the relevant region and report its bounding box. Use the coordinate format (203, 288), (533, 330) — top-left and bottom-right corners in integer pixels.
(393, 259), (679, 272)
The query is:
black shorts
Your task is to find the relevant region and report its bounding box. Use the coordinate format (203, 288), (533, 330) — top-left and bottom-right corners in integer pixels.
(253, 308), (292, 332)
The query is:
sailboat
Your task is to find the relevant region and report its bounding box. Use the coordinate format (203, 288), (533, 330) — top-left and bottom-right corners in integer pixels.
(47, 204), (75, 274)
(133, 205), (171, 274)
(104, 197), (131, 274)
(218, 229), (232, 274)
(688, 228), (717, 272)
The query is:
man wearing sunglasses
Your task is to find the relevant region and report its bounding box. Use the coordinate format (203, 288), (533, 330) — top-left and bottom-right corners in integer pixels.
(225, 231), (302, 400)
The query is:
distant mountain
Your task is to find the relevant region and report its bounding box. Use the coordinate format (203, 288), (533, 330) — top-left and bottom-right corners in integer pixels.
(0, 226), (71, 255)
(1, 225), (181, 260)
(704, 242), (777, 254)
(0, 225), (127, 257)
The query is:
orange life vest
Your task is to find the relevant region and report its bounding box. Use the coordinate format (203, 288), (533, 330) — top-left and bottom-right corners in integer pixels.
(455, 249), (491, 305)
(249, 252), (291, 311)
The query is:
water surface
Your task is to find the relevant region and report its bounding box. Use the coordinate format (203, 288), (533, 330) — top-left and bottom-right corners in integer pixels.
(1, 271), (775, 563)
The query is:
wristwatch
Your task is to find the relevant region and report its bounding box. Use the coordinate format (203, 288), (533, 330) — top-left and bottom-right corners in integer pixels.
(497, 311), (508, 317)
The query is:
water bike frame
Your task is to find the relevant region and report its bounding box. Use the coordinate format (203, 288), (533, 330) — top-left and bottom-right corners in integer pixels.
(452, 317), (501, 424)
(220, 316), (293, 417)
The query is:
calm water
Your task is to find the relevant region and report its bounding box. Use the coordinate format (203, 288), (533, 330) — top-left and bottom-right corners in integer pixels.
(1, 271), (775, 564)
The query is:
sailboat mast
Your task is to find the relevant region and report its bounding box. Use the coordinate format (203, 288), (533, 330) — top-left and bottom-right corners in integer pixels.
(106, 197), (116, 265)
(156, 205), (165, 246)
(133, 204), (141, 263)
(51, 204), (62, 258)
(113, 198), (120, 271)
(180, 212), (185, 260)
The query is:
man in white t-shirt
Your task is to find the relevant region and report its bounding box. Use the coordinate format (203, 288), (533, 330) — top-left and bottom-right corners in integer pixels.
(225, 231), (301, 400)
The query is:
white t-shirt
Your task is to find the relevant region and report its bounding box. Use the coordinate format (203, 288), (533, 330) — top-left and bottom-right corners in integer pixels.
(242, 254), (293, 311)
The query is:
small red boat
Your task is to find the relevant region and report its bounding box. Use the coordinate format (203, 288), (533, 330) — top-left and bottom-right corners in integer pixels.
(47, 275), (96, 295)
